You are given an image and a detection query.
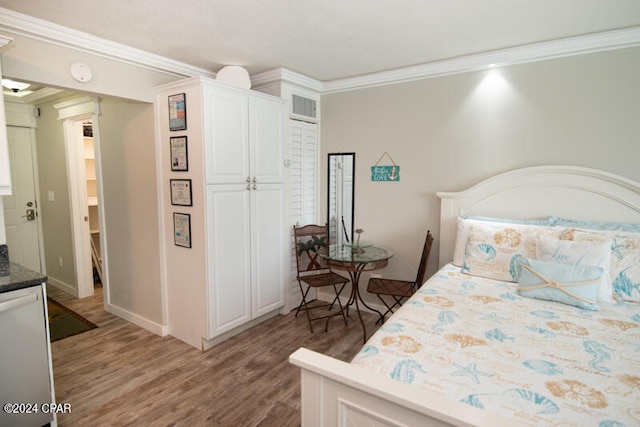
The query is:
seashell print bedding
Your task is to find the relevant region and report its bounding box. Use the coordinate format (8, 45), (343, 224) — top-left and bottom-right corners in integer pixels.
(351, 263), (640, 426)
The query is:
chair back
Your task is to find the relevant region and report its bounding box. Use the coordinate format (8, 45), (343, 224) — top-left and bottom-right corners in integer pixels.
(341, 216), (350, 243)
(414, 230), (434, 288)
(293, 224), (331, 275)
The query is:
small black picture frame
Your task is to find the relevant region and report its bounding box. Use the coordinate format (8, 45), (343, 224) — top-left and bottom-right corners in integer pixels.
(168, 93), (187, 131)
(170, 179), (193, 206)
(170, 136), (189, 171)
(173, 213), (191, 248)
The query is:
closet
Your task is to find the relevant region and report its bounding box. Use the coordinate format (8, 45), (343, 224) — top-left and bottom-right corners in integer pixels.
(155, 77), (288, 350)
(83, 122), (101, 285)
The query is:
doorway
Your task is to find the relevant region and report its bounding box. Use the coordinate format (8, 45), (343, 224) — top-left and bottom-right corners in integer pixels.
(58, 101), (107, 299)
(82, 121), (103, 290)
(2, 125), (44, 272)
(3, 90), (108, 300)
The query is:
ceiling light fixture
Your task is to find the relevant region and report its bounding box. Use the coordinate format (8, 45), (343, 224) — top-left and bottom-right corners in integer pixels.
(2, 78), (31, 92)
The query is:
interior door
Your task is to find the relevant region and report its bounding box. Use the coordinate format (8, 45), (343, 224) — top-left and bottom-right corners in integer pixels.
(2, 126), (42, 272)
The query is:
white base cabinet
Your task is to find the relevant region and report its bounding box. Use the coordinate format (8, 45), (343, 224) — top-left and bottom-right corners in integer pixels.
(155, 77), (288, 349)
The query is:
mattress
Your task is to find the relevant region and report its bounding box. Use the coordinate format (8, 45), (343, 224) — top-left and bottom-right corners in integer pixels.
(351, 263), (640, 426)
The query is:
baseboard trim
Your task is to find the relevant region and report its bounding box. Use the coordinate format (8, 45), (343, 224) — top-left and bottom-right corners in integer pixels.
(46, 276), (78, 298)
(201, 309), (281, 351)
(105, 303), (168, 337)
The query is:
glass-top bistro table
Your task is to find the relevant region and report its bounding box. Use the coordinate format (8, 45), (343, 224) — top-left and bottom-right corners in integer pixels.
(320, 244), (394, 343)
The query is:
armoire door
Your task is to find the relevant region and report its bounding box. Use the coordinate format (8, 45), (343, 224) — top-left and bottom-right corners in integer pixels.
(251, 182), (286, 318)
(206, 183), (252, 337)
(204, 86), (249, 185)
(249, 97), (285, 185)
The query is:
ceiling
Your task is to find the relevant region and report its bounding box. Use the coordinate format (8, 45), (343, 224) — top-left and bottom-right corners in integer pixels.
(0, 1), (640, 82)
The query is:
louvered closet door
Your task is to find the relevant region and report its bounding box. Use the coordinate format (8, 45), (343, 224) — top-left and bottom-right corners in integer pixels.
(289, 120), (318, 281)
(290, 121), (318, 225)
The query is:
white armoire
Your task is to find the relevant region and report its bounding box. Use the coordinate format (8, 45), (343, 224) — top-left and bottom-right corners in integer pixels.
(155, 77), (289, 350)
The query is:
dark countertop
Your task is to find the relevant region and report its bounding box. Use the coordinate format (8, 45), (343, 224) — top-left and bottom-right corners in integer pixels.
(0, 263), (47, 294)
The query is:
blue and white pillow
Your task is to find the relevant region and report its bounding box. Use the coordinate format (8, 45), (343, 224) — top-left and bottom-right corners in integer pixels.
(517, 258), (601, 311)
(462, 223), (557, 282)
(452, 216), (555, 267)
(555, 228), (640, 303)
(535, 236), (613, 303)
(553, 217), (640, 233)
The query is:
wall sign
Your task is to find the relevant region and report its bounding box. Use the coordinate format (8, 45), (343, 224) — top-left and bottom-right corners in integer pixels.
(371, 152), (400, 182)
(170, 136), (189, 171)
(168, 93), (187, 131)
(170, 179), (193, 206)
(173, 213), (192, 248)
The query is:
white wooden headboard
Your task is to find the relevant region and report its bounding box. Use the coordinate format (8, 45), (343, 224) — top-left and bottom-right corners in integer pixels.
(437, 165), (640, 268)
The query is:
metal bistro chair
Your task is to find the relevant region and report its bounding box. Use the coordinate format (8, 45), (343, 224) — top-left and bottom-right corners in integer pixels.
(293, 224), (350, 333)
(366, 230), (434, 323)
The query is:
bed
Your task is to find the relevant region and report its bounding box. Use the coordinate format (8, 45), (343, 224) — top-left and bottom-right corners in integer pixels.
(289, 165), (640, 427)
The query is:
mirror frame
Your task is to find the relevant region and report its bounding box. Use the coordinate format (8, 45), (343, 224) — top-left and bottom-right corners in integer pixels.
(327, 152), (355, 246)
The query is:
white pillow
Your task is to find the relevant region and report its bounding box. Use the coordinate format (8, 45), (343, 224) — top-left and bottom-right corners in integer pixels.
(535, 236), (613, 303)
(452, 216), (555, 267)
(462, 223), (556, 282)
(552, 227), (640, 302)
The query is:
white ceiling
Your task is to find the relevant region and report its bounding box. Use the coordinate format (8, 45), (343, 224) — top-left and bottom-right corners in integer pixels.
(1, 0), (640, 82)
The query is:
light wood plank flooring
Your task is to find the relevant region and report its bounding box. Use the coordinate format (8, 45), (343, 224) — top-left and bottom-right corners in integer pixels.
(46, 285), (381, 426)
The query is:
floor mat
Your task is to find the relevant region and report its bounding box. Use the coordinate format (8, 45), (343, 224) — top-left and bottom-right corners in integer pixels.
(47, 297), (97, 342)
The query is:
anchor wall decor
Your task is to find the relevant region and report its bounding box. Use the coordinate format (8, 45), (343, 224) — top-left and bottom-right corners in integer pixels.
(371, 152), (400, 182)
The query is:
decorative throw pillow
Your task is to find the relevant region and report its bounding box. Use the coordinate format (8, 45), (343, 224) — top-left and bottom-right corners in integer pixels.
(607, 234), (640, 302)
(462, 222), (557, 282)
(535, 236), (613, 303)
(555, 228), (640, 302)
(553, 217), (640, 233)
(517, 258), (601, 311)
(453, 217), (555, 268)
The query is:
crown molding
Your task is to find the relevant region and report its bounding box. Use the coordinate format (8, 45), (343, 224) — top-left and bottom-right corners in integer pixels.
(0, 7), (215, 78)
(4, 86), (65, 104)
(0, 33), (12, 48)
(53, 95), (100, 120)
(324, 26), (640, 94)
(1, 6), (638, 94)
(251, 68), (324, 93)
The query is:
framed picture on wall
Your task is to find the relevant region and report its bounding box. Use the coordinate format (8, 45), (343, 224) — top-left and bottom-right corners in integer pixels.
(168, 93), (187, 131)
(170, 136), (189, 171)
(173, 213), (191, 248)
(170, 179), (192, 206)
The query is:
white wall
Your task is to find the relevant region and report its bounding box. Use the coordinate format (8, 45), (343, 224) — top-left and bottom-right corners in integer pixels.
(35, 97), (77, 289)
(99, 98), (162, 326)
(0, 198), (5, 244)
(320, 46), (640, 300)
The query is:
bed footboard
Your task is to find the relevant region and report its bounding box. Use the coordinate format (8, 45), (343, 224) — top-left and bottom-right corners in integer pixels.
(289, 348), (520, 427)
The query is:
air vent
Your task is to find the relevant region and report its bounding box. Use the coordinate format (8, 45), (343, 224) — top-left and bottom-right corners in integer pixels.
(291, 94), (317, 123)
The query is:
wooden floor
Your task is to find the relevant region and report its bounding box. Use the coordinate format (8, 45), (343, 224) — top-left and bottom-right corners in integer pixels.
(46, 285), (382, 426)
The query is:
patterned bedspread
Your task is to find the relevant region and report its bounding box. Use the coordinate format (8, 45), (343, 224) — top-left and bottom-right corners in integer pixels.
(351, 264), (640, 426)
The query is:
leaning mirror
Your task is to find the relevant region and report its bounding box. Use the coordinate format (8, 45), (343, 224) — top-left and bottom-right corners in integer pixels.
(327, 153), (355, 246)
